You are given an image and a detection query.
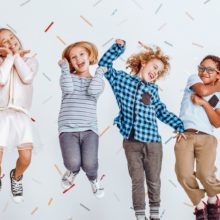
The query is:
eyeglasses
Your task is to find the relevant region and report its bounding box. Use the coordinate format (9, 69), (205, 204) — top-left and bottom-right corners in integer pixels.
(198, 65), (220, 75)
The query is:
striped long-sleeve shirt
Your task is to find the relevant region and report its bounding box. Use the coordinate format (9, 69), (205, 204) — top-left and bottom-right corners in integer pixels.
(58, 61), (105, 135)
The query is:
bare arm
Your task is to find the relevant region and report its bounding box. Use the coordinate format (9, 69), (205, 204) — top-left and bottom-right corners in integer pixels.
(191, 81), (220, 96)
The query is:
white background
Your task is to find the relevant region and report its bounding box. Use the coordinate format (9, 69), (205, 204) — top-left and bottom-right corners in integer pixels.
(0, 0), (220, 219)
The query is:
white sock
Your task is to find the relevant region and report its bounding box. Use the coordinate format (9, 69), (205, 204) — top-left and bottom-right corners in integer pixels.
(208, 196), (217, 204)
(196, 200), (205, 210)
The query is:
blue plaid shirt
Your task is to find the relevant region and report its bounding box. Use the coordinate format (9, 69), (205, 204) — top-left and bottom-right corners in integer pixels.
(99, 43), (184, 142)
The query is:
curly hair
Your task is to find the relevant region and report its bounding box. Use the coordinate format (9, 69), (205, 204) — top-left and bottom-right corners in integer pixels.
(200, 55), (220, 71)
(62, 41), (98, 73)
(126, 44), (170, 79)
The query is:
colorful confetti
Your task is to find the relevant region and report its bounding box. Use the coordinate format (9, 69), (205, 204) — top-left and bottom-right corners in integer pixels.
(160, 209), (166, 219)
(80, 15), (93, 27)
(54, 164), (63, 176)
(44, 21), (54, 32)
(63, 183), (75, 194)
(192, 42), (204, 48)
(6, 24), (16, 33)
(2, 201), (9, 213)
(48, 198), (53, 206)
(204, 0), (211, 4)
(99, 125), (110, 137)
(42, 96), (52, 104)
(155, 3), (163, 14)
(93, 0), (103, 7)
(184, 202), (193, 208)
(42, 73), (52, 82)
(168, 179), (177, 188)
(31, 207), (39, 215)
(56, 36), (67, 45)
(111, 9), (118, 16)
(164, 41), (173, 47)
(131, 0), (143, 10)
(80, 203), (90, 211)
(102, 38), (114, 47)
(113, 192), (120, 202)
(185, 11), (194, 21)
(100, 174), (106, 181)
(20, 0), (31, 7)
(158, 23), (167, 31)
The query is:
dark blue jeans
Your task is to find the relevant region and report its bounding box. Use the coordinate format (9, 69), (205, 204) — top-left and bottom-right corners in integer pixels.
(59, 130), (99, 181)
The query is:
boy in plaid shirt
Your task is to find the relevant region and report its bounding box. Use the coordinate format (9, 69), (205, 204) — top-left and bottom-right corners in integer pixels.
(99, 39), (185, 220)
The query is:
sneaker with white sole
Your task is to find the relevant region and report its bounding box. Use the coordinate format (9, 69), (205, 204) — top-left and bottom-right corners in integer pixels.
(90, 179), (104, 199)
(61, 170), (77, 189)
(10, 169), (24, 203)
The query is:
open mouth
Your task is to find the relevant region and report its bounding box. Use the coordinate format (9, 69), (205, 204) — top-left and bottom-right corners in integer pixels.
(77, 62), (85, 69)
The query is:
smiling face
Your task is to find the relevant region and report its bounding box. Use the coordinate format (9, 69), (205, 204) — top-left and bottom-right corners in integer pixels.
(0, 30), (22, 54)
(69, 46), (90, 74)
(198, 59), (220, 85)
(139, 59), (165, 83)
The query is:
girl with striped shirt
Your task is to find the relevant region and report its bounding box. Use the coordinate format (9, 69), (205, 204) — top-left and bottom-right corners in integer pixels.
(58, 41), (105, 198)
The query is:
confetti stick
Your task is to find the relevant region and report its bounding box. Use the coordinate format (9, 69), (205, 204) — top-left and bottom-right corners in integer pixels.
(192, 42), (204, 49)
(168, 179), (177, 188)
(164, 41), (173, 47)
(100, 174), (106, 181)
(6, 24), (16, 33)
(80, 203), (90, 211)
(111, 9), (118, 16)
(20, 0), (31, 7)
(2, 201), (9, 213)
(155, 3), (163, 14)
(117, 19), (128, 26)
(32, 178), (42, 184)
(48, 198), (53, 206)
(93, 0), (103, 7)
(31, 53), (37, 58)
(204, 0), (211, 4)
(80, 15), (93, 27)
(131, 0), (143, 10)
(113, 192), (120, 202)
(185, 11), (194, 21)
(44, 21), (54, 32)
(63, 183), (75, 194)
(0, 173), (5, 179)
(158, 23), (167, 31)
(54, 164), (63, 176)
(42, 96), (52, 104)
(56, 36), (66, 45)
(184, 202), (193, 208)
(31, 207), (39, 215)
(160, 209), (166, 219)
(164, 136), (175, 144)
(42, 73), (52, 82)
(102, 38), (114, 47)
(99, 126), (110, 137)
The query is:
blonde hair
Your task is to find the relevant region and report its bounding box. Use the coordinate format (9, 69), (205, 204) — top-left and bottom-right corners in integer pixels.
(126, 43), (170, 79)
(0, 28), (23, 50)
(62, 41), (98, 73)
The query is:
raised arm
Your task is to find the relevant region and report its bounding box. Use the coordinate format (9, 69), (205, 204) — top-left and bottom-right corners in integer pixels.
(87, 66), (105, 98)
(98, 39), (126, 86)
(14, 54), (38, 84)
(188, 74), (220, 96)
(152, 87), (184, 133)
(59, 59), (75, 94)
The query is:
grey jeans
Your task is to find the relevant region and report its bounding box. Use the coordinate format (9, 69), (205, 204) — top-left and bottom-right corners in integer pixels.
(123, 139), (163, 210)
(59, 130), (99, 181)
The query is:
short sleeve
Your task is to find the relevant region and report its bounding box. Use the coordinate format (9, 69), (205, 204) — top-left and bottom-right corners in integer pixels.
(186, 74), (202, 90)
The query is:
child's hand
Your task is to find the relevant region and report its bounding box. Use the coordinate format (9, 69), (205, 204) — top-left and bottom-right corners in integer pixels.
(19, 50), (31, 57)
(0, 47), (12, 57)
(175, 132), (187, 142)
(96, 66), (108, 74)
(191, 94), (206, 106)
(58, 58), (68, 66)
(115, 39), (125, 46)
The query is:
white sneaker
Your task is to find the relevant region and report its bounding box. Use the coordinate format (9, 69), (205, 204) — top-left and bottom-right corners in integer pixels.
(90, 179), (104, 199)
(61, 170), (77, 189)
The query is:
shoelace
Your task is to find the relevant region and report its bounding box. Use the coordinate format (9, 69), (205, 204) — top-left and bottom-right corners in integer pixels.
(12, 178), (22, 195)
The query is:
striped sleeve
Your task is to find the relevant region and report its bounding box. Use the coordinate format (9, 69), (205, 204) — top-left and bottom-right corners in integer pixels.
(87, 67), (105, 98)
(59, 61), (74, 94)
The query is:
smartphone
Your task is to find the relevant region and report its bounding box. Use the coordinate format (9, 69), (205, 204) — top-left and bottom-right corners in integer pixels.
(208, 95), (219, 108)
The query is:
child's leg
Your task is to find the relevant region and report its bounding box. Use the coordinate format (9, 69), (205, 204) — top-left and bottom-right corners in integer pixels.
(59, 132), (81, 174)
(123, 139), (146, 218)
(81, 130), (99, 181)
(14, 147), (32, 179)
(143, 142), (162, 219)
(175, 135), (205, 206)
(195, 134), (220, 219)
